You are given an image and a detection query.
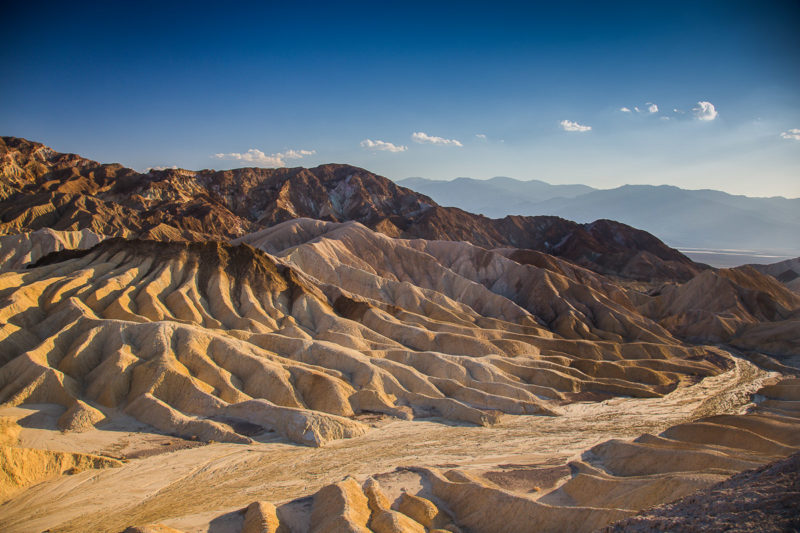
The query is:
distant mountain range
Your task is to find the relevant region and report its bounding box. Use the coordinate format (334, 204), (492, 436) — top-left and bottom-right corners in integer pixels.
(399, 177), (595, 217)
(398, 177), (800, 257)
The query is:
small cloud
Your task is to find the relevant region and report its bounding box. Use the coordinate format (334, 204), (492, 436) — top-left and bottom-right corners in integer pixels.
(660, 116), (670, 121)
(360, 139), (408, 152)
(693, 101), (718, 121)
(213, 147), (315, 167)
(781, 128), (800, 141)
(148, 165), (178, 171)
(411, 131), (463, 147)
(280, 149), (316, 159)
(560, 120), (591, 132)
(673, 108), (685, 114)
(475, 133), (487, 139)
(213, 149), (283, 166)
(622, 103), (659, 115)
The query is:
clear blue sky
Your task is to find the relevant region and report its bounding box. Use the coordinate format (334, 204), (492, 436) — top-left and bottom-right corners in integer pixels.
(2, 1), (799, 197)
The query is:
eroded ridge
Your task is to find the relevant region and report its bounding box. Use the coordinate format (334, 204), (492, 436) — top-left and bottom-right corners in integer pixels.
(0, 230), (729, 448)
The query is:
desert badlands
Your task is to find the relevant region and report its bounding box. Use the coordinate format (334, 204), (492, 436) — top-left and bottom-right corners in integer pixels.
(0, 137), (798, 532)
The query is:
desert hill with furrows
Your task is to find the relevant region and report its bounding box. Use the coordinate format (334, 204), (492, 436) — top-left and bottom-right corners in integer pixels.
(0, 223), (730, 447)
(0, 137), (798, 532)
(0, 136), (701, 281)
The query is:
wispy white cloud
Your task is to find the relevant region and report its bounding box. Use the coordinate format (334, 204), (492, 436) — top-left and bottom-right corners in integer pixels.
(213, 147), (315, 167)
(621, 103), (658, 115)
(692, 101), (718, 121)
(411, 131), (463, 147)
(280, 149), (316, 159)
(475, 133), (487, 139)
(781, 128), (800, 141)
(360, 139), (408, 152)
(560, 120), (591, 132)
(213, 149), (282, 166)
(148, 165), (178, 171)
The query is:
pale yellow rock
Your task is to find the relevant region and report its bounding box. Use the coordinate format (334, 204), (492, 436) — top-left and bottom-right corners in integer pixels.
(369, 509), (426, 533)
(310, 477), (371, 533)
(242, 501), (284, 533)
(363, 477), (392, 512)
(363, 477), (427, 533)
(394, 492), (441, 528)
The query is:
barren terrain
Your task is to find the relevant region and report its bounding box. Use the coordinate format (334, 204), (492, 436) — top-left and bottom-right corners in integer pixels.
(1, 139), (798, 532)
(0, 357), (780, 533)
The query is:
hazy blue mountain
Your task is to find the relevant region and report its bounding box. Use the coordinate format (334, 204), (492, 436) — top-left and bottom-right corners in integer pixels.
(533, 185), (800, 253)
(397, 178), (800, 256)
(398, 177), (595, 218)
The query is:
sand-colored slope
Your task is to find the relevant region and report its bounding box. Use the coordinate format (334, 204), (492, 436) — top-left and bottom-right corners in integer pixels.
(0, 229), (731, 453)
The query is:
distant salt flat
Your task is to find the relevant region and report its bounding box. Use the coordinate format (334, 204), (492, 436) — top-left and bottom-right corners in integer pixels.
(680, 248), (797, 268)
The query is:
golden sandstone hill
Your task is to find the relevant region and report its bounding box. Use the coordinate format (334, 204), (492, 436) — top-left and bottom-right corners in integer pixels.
(0, 137), (798, 532)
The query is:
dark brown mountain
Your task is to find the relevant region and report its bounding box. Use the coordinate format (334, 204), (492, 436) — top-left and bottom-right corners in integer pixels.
(0, 136), (702, 280)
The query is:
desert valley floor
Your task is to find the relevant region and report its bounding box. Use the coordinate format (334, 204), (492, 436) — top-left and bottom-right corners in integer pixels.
(0, 137), (799, 532)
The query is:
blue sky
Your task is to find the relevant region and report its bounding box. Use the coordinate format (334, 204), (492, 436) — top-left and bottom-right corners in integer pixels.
(2, 1), (799, 197)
